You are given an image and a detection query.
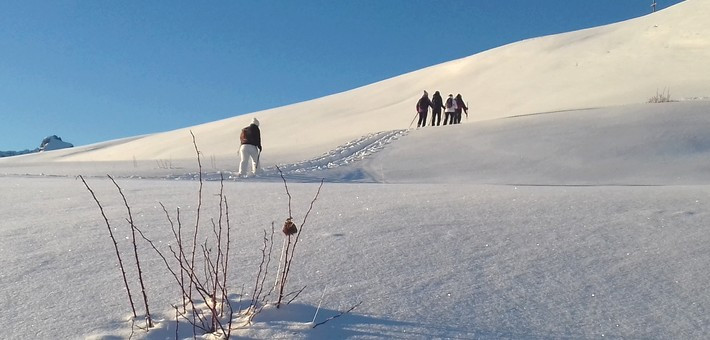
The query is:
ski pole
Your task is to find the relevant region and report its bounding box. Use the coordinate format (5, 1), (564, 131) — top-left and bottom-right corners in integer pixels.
(408, 111), (418, 129)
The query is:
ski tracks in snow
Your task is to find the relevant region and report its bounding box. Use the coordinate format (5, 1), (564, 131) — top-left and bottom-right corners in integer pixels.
(266, 130), (407, 175)
(166, 129), (409, 182)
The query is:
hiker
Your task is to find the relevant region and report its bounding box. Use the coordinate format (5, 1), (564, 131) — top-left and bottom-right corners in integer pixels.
(444, 94), (457, 125)
(430, 91), (444, 126)
(237, 118), (262, 177)
(454, 94), (468, 124)
(415, 91), (432, 128)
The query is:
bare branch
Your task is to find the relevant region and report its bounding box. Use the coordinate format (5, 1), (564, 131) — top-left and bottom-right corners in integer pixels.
(312, 301), (363, 328)
(276, 165), (293, 218)
(285, 285), (307, 305)
(108, 174), (153, 328)
(188, 130), (204, 326)
(78, 175), (137, 318)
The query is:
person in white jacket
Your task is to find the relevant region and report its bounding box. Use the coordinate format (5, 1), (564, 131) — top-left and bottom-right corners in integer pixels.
(443, 94), (458, 125)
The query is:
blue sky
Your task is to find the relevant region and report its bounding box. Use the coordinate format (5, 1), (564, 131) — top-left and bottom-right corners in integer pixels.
(0, 0), (684, 150)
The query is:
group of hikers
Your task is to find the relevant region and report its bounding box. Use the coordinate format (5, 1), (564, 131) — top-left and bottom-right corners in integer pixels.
(236, 91), (470, 177)
(415, 90), (468, 128)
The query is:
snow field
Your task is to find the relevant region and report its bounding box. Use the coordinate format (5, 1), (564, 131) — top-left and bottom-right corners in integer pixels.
(1, 177), (708, 339)
(1, 1), (709, 338)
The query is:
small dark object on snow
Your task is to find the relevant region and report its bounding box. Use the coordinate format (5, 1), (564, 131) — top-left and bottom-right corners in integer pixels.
(283, 218), (298, 235)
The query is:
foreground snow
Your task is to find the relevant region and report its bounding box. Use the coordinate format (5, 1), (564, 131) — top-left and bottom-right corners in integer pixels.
(2, 177), (709, 339)
(2, 101), (710, 339)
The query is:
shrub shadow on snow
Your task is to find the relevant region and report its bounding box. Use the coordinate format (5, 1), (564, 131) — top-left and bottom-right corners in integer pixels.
(94, 301), (495, 339)
(238, 302), (481, 339)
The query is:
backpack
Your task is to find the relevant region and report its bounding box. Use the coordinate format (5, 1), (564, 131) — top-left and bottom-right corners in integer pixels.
(445, 98), (454, 109)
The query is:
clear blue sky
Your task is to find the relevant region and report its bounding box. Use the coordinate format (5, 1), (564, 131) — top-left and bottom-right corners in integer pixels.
(0, 0), (684, 150)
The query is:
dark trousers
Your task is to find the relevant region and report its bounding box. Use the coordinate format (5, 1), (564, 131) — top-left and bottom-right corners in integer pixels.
(417, 112), (428, 127)
(431, 110), (442, 126)
(445, 112), (457, 125)
(454, 111), (462, 124)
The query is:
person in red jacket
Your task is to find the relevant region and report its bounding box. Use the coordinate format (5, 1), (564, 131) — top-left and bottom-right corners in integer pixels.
(237, 118), (262, 177)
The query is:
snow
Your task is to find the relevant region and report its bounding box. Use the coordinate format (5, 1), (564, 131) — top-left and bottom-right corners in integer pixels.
(2, 176), (709, 339)
(1, 1), (710, 339)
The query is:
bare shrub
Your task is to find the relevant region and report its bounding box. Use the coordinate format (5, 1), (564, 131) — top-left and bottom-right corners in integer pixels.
(648, 87), (676, 103)
(156, 159), (173, 169)
(274, 166), (324, 308)
(210, 154), (218, 170)
(80, 131), (342, 338)
(79, 175), (137, 319)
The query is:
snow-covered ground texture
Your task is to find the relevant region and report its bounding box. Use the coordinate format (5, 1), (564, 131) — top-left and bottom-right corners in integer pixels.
(2, 169), (709, 339)
(2, 1), (710, 339)
(2, 102), (710, 339)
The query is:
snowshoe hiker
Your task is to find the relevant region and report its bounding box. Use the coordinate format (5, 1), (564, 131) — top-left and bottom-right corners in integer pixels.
(237, 118), (262, 177)
(454, 94), (468, 124)
(430, 91), (444, 126)
(415, 91), (432, 128)
(444, 94), (457, 125)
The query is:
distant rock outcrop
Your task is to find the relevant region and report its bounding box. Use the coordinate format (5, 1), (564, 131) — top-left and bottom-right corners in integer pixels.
(39, 135), (74, 152)
(0, 135), (74, 158)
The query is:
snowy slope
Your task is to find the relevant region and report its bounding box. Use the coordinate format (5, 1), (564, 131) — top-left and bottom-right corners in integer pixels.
(3, 101), (709, 187)
(0, 0), (708, 167)
(370, 101), (710, 185)
(2, 101), (710, 338)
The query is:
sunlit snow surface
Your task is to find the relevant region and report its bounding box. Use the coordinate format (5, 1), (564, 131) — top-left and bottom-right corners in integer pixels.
(2, 0), (710, 337)
(2, 102), (710, 339)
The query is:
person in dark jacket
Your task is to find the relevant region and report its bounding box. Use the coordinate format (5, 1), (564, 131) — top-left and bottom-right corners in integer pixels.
(237, 118), (262, 177)
(454, 94), (468, 124)
(430, 91), (444, 126)
(415, 91), (432, 128)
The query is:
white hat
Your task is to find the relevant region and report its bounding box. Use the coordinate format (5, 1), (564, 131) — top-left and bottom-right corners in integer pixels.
(251, 118), (260, 126)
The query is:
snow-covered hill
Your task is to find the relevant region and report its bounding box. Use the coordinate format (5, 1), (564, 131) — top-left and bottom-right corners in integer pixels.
(0, 0), (708, 168)
(3, 98), (710, 339)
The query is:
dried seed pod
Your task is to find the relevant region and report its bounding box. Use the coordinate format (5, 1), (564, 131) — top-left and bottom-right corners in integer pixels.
(283, 218), (298, 235)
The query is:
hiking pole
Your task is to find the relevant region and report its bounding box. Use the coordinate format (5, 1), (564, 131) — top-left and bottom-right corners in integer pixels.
(408, 111), (418, 129)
